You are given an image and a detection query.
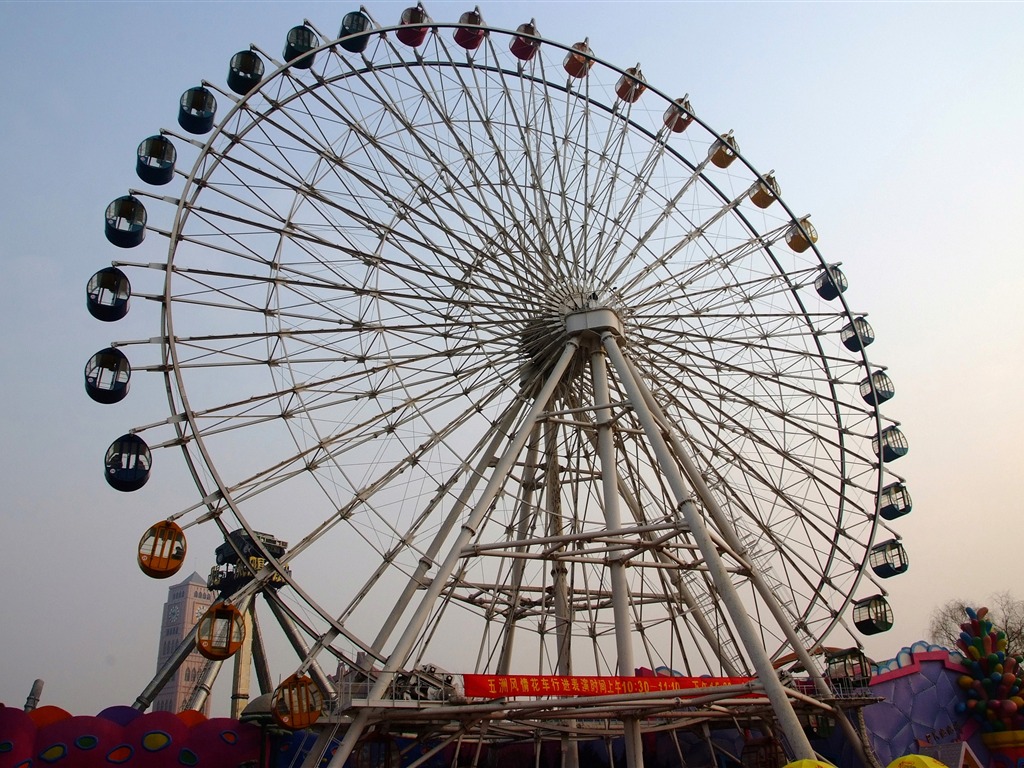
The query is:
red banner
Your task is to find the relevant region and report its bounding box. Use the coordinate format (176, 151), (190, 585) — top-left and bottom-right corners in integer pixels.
(462, 673), (755, 699)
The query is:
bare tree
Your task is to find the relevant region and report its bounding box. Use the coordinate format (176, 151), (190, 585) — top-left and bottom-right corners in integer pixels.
(991, 591), (1024, 655)
(929, 593), (1024, 655)
(928, 597), (973, 649)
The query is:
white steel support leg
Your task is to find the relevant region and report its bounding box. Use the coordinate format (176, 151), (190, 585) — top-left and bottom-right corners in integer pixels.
(325, 341), (581, 768)
(134, 622), (202, 711)
(591, 349), (644, 768)
(230, 603), (255, 719)
(184, 658), (224, 713)
(185, 593), (253, 714)
(263, 591), (334, 699)
(618, 354), (873, 767)
(601, 333), (815, 760)
(249, 603), (273, 696)
(543, 418), (580, 768)
(373, 398), (530, 656)
(498, 424), (543, 675)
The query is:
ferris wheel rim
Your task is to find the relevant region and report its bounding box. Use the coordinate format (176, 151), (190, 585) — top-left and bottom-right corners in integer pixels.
(99, 11), (906, 706)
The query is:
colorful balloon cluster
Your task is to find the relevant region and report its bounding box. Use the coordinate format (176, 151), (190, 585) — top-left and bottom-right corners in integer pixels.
(955, 606), (1024, 732)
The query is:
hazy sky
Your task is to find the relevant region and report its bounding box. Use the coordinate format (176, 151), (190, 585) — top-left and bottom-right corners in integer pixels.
(1, 1), (1022, 717)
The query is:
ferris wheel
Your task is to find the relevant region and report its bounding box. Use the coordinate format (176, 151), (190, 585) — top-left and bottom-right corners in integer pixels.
(86, 5), (912, 765)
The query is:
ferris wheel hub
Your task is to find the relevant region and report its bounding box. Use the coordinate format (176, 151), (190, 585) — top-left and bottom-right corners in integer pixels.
(519, 299), (623, 371)
(565, 306), (623, 344)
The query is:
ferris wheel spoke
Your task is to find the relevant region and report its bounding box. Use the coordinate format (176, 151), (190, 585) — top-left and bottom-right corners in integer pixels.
(362, 54), (549, 283)
(604, 160), (723, 293)
(507, 60), (574, 272)
(636, 358), (858, 522)
(637, 311), (866, 390)
(291, 54), (554, 289)
(166, 337), (519, 517)
(205, 119), (409, 260)
(464, 40), (564, 268)
(165, 313), (500, 385)
(661, 418), (869, 584)
(280, 361), (526, 559)
(209, 101), (524, 294)
(662, 337), (858, 415)
(524, 62), (590, 277)
(603, 189), (763, 297)
(585, 99), (640, 231)
(639, 265), (820, 322)
(588, 125), (676, 280)
(557, 82), (601, 277)
(623, 224), (788, 312)
(301, 167), (542, 308)
(671, 406), (856, 527)
(175, 186), (534, 317)
(644, 341), (869, 438)
(705, 464), (863, 586)
(760, 521), (866, 607)
(178, 133), (303, 228)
